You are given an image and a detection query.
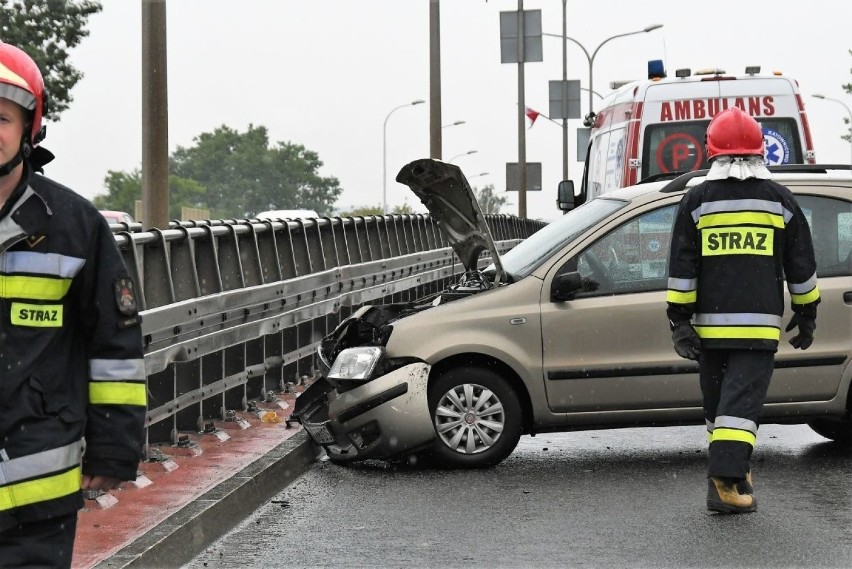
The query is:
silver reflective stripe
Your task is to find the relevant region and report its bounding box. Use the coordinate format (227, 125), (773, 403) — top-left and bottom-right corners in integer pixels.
(0, 441), (82, 486)
(1, 251), (85, 278)
(668, 277), (697, 291)
(690, 199), (792, 223)
(706, 419), (714, 432)
(694, 313), (782, 327)
(90, 358), (146, 381)
(788, 273), (818, 294)
(714, 415), (758, 435)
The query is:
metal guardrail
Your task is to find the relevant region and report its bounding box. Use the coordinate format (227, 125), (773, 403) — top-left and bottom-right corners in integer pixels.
(114, 214), (546, 445)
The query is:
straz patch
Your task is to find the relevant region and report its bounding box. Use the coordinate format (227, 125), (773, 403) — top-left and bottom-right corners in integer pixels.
(114, 277), (140, 329)
(115, 277), (138, 315)
(11, 302), (63, 327)
(702, 227), (773, 256)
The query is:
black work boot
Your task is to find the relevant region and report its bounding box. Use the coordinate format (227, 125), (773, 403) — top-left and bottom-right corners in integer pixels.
(707, 477), (757, 514)
(736, 471), (754, 496)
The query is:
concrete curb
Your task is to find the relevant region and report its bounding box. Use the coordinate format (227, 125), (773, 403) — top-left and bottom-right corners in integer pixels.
(94, 432), (319, 568)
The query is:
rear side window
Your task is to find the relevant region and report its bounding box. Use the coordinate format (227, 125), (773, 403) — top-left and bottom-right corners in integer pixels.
(797, 195), (852, 278)
(642, 118), (804, 180)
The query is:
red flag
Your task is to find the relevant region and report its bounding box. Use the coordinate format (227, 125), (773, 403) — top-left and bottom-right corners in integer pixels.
(525, 107), (540, 128)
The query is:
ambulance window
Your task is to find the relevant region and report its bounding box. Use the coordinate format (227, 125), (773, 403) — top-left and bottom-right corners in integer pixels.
(642, 122), (710, 180)
(757, 118), (803, 166)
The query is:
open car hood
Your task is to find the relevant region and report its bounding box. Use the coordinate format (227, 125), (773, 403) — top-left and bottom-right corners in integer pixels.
(396, 159), (505, 281)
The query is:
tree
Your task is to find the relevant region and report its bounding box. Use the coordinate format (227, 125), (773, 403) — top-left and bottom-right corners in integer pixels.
(338, 205), (383, 217)
(0, 0), (103, 120)
(473, 184), (509, 214)
(170, 124), (342, 218)
(338, 200), (415, 217)
(93, 169), (206, 220)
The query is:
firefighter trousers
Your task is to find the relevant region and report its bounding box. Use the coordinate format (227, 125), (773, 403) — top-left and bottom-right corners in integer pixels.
(0, 512), (77, 569)
(699, 349), (774, 480)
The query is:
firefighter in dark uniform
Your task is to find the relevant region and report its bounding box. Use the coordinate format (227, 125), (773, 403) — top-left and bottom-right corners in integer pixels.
(0, 43), (147, 567)
(667, 106), (819, 514)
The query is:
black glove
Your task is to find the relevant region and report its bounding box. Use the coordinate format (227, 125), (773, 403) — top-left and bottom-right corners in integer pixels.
(785, 314), (816, 350)
(671, 322), (701, 361)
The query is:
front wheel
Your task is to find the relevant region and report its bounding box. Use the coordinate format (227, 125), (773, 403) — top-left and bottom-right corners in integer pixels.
(808, 418), (852, 443)
(427, 367), (522, 468)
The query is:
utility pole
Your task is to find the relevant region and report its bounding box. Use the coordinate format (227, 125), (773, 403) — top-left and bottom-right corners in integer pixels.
(516, 0), (527, 218)
(429, 0), (442, 160)
(141, 0), (169, 229)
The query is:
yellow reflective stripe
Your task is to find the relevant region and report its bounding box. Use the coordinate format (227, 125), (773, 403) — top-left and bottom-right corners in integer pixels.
(697, 211), (785, 229)
(667, 290), (696, 304)
(791, 287), (820, 305)
(10, 302), (63, 327)
(0, 275), (72, 300)
(695, 326), (780, 341)
(89, 382), (147, 406)
(0, 467), (81, 512)
(710, 428), (756, 447)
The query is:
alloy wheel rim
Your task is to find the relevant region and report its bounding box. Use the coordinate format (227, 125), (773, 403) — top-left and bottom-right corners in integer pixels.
(434, 383), (505, 454)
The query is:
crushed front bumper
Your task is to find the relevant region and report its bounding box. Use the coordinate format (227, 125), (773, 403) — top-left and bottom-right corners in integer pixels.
(293, 362), (435, 462)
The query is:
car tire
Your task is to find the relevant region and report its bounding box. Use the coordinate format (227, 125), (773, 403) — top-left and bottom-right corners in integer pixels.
(427, 366), (522, 468)
(807, 418), (852, 443)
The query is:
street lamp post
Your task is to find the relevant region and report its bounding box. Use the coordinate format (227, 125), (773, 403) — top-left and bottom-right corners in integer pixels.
(543, 23), (662, 125)
(383, 99), (425, 214)
(448, 150), (478, 163)
(812, 94), (852, 167)
(442, 120), (466, 128)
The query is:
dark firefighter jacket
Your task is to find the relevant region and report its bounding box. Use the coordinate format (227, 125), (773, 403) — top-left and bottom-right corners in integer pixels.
(0, 161), (146, 531)
(666, 176), (820, 351)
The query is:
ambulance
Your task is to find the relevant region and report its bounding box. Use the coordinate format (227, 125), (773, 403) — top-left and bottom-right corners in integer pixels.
(574, 61), (816, 204)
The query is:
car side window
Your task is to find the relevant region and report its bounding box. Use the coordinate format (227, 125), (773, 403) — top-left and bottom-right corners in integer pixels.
(559, 204), (677, 296)
(797, 195), (852, 278)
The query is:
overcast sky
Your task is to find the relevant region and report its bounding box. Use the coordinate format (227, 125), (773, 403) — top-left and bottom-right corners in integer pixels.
(39, 0), (852, 221)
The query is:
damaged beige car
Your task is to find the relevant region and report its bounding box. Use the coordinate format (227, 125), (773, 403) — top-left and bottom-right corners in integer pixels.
(294, 160), (852, 468)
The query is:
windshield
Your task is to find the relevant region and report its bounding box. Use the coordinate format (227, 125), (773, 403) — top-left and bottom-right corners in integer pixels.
(491, 198), (627, 279)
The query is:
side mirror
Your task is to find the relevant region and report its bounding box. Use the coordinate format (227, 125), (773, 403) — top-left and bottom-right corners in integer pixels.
(556, 180), (575, 212)
(551, 271), (584, 302)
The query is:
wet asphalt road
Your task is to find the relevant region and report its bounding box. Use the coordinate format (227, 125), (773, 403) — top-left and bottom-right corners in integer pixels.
(187, 424), (852, 569)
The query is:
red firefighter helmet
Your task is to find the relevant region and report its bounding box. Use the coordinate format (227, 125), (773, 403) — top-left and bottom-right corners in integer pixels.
(705, 106), (764, 160)
(0, 42), (47, 146)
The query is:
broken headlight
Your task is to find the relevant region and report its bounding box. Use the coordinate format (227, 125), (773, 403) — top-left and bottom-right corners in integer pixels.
(328, 347), (386, 382)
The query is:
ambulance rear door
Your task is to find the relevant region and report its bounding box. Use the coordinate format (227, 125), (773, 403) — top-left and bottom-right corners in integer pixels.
(639, 80), (723, 180)
(717, 76), (806, 166)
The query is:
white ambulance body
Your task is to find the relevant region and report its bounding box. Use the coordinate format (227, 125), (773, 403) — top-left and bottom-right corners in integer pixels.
(581, 66), (816, 201)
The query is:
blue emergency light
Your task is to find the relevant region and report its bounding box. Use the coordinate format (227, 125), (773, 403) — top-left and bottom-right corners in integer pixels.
(648, 59), (666, 80)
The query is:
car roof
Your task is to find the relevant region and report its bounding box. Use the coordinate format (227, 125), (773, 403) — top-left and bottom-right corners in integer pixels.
(612, 164), (852, 205)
